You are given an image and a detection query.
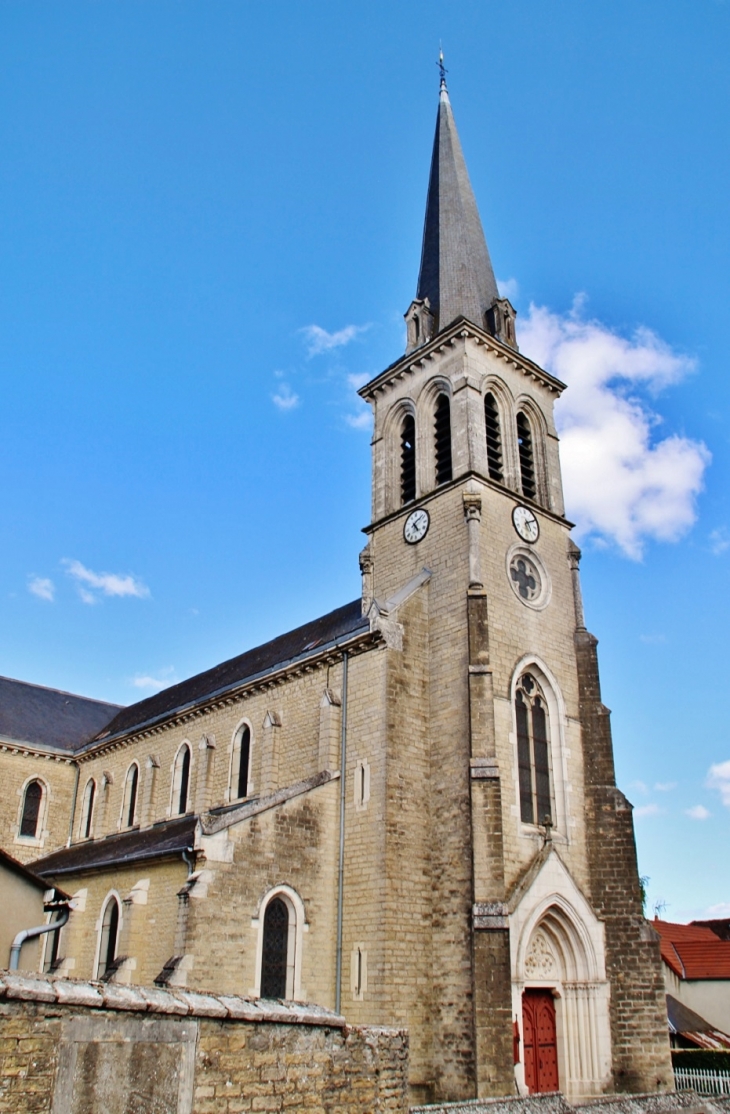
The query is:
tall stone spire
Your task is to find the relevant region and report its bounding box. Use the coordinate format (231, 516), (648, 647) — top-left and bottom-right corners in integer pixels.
(413, 72), (500, 336)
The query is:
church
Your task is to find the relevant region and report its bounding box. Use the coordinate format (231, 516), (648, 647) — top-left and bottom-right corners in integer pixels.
(0, 74), (673, 1106)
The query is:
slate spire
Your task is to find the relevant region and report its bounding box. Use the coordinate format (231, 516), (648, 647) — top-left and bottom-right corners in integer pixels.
(415, 73), (500, 334)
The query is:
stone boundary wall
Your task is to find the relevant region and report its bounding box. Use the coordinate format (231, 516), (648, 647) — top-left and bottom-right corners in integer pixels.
(412, 1092), (730, 1114)
(0, 971), (408, 1113)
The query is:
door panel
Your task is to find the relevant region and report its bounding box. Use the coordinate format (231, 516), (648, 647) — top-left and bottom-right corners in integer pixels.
(522, 989), (559, 1094)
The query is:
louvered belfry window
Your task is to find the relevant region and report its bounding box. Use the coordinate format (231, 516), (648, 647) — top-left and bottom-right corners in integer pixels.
(484, 393), (503, 482)
(261, 897), (289, 999)
(400, 414), (416, 504)
(515, 673), (552, 827)
(434, 394), (453, 485)
(517, 411), (537, 500)
(19, 780), (42, 838)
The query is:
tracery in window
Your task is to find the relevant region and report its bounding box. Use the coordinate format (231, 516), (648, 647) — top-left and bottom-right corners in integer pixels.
(484, 392), (504, 482)
(517, 411), (537, 501)
(96, 895), (120, 980)
(400, 414), (416, 504)
(19, 780), (43, 839)
(434, 393), (453, 485)
(122, 764), (139, 828)
(173, 744), (191, 816)
(232, 724), (251, 801)
(515, 672), (552, 827)
(80, 778), (96, 839)
(260, 897), (289, 999)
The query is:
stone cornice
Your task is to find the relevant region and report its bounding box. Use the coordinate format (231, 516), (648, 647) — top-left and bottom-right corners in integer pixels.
(0, 738), (75, 764)
(357, 317), (566, 402)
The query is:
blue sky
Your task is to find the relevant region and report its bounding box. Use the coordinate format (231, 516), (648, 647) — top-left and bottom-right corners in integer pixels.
(1, 1), (728, 921)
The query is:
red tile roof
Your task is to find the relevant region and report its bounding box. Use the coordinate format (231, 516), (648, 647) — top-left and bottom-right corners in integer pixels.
(654, 919), (730, 980)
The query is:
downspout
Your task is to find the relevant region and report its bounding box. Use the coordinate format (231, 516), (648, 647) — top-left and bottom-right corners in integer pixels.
(9, 902), (70, 971)
(66, 762), (81, 847)
(334, 649), (349, 1015)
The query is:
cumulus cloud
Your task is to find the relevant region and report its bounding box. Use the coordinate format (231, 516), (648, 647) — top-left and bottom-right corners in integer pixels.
(301, 323), (369, 357)
(497, 277), (519, 301)
(345, 410), (372, 430)
(633, 803), (662, 818)
(707, 760), (730, 806)
(685, 805), (711, 820)
(709, 527), (730, 555)
(703, 901), (730, 918)
(272, 385), (300, 411)
(132, 668), (176, 692)
(63, 559), (150, 604)
(28, 576), (55, 602)
(519, 300), (710, 559)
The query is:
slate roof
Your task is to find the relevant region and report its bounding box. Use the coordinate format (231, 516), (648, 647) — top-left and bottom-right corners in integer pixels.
(0, 675), (122, 754)
(31, 815), (199, 877)
(89, 600), (368, 746)
(667, 994), (730, 1050)
(654, 919), (730, 980)
(416, 81), (499, 334)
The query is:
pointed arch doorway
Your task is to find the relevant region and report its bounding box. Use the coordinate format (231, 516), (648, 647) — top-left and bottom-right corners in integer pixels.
(522, 989), (559, 1093)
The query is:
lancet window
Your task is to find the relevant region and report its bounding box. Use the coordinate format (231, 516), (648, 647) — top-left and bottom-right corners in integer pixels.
(80, 778), (96, 838)
(515, 672), (552, 827)
(400, 414), (416, 504)
(122, 764), (139, 828)
(96, 895), (120, 980)
(232, 724), (251, 800)
(173, 744), (191, 816)
(434, 393), (453, 485)
(19, 780), (43, 839)
(260, 897), (289, 999)
(517, 411), (537, 500)
(484, 392), (504, 482)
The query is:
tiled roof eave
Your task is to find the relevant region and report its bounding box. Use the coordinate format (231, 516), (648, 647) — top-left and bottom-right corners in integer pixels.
(78, 625), (378, 760)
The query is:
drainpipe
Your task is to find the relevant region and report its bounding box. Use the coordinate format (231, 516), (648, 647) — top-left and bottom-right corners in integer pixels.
(181, 847), (195, 877)
(334, 650), (349, 1015)
(9, 902), (70, 971)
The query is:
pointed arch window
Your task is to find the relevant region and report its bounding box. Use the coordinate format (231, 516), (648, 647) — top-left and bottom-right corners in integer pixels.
(232, 724), (251, 801)
(261, 897), (289, 999)
(517, 411), (537, 500)
(434, 393), (453, 485)
(122, 764), (139, 828)
(515, 672), (552, 827)
(96, 895), (120, 980)
(80, 778), (96, 839)
(19, 780), (43, 838)
(400, 414), (416, 504)
(173, 744), (191, 816)
(484, 392), (504, 482)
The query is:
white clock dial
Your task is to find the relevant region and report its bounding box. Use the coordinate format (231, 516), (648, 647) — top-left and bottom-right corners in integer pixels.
(512, 505), (539, 543)
(404, 508), (430, 544)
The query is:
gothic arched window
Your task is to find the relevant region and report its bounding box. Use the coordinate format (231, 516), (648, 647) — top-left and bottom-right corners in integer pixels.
(173, 745), (191, 816)
(260, 897), (289, 999)
(19, 780), (43, 838)
(96, 895), (120, 980)
(401, 414), (416, 504)
(122, 764), (139, 828)
(80, 778), (96, 839)
(484, 393), (504, 482)
(517, 411), (537, 501)
(515, 672), (552, 827)
(232, 724), (251, 801)
(434, 393), (453, 485)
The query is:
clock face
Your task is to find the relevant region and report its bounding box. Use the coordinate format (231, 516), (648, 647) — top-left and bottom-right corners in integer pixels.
(404, 508), (430, 545)
(512, 505), (539, 543)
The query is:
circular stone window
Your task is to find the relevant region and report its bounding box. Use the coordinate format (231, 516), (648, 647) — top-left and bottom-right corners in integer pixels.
(506, 545), (551, 610)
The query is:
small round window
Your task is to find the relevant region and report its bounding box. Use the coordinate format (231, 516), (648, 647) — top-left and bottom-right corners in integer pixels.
(506, 546), (551, 610)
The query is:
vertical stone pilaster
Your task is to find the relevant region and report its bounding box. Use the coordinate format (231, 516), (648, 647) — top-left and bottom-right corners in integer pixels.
(139, 756), (160, 829)
(260, 711), (282, 796)
(195, 736), (215, 814)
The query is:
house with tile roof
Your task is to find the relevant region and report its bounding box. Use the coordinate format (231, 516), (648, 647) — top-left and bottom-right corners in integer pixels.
(654, 919), (730, 1037)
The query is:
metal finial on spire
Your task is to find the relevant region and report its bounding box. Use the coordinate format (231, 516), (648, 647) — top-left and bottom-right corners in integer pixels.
(437, 46), (448, 91)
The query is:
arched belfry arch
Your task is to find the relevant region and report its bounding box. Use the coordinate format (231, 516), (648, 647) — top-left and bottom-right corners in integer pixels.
(509, 855), (612, 1098)
(382, 397), (417, 515)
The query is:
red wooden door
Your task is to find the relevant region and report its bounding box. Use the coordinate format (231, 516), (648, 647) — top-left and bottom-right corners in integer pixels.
(522, 990), (559, 1093)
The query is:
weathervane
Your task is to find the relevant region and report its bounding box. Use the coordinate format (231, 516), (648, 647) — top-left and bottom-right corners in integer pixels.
(437, 46), (448, 91)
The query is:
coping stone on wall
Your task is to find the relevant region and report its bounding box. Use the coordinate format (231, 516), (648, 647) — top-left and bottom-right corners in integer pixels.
(411, 1094), (730, 1114)
(0, 969), (346, 1026)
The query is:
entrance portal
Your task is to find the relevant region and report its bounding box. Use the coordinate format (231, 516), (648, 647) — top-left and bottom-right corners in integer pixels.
(522, 989), (559, 1093)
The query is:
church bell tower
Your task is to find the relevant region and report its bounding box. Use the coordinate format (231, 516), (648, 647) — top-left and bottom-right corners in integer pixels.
(356, 70), (672, 1104)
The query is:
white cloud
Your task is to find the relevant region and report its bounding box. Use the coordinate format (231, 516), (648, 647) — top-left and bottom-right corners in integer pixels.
(131, 668), (176, 692)
(703, 902), (730, 919)
(497, 277), (519, 301)
(345, 411), (372, 430)
(709, 527), (730, 555)
(654, 781), (676, 792)
(707, 760), (730, 806)
(629, 779), (649, 795)
(347, 371), (371, 390)
(685, 804), (711, 820)
(634, 803), (662, 818)
(272, 385), (300, 411)
(63, 559), (150, 604)
(301, 323), (369, 357)
(28, 576), (55, 602)
(519, 299), (710, 559)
